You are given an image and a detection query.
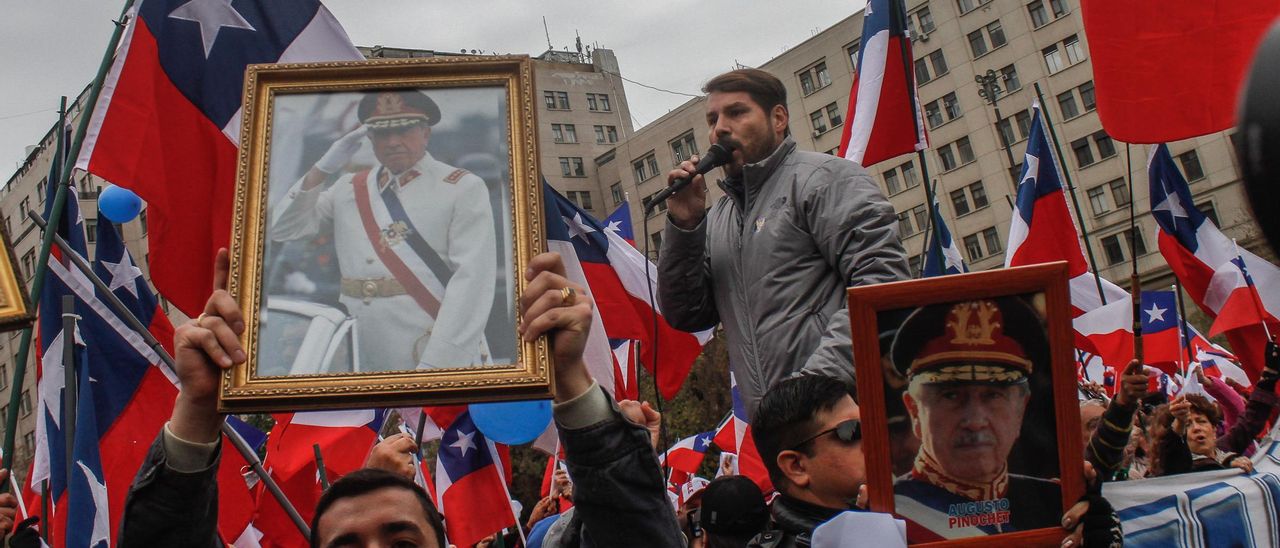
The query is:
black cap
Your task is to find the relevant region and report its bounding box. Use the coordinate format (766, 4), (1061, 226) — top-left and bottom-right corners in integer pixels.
(699, 476), (769, 537)
(358, 89), (440, 128)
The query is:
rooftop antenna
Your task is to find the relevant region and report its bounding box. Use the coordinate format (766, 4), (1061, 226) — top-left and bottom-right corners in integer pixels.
(575, 31), (583, 54)
(543, 16), (553, 51)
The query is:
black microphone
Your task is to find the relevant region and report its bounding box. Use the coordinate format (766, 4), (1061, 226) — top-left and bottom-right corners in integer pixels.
(644, 142), (736, 213)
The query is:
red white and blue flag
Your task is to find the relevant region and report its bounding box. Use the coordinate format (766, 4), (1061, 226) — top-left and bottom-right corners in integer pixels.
(1004, 103), (1129, 357)
(661, 431), (714, 474)
(1207, 254), (1278, 338)
(543, 184), (712, 400)
(75, 0), (361, 315)
(434, 410), (517, 547)
(710, 371), (773, 494)
(838, 0), (928, 167)
(1149, 144), (1280, 380)
(604, 201), (636, 247)
(921, 196), (967, 277)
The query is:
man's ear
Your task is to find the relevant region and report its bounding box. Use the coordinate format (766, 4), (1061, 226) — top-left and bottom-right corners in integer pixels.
(771, 104), (789, 137)
(903, 391), (922, 439)
(776, 449), (810, 488)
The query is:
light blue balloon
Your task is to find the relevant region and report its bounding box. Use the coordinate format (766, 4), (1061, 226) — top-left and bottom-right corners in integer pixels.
(468, 400), (552, 445)
(98, 185), (144, 223)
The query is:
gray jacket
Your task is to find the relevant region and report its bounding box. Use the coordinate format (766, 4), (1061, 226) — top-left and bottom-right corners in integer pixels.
(659, 137), (908, 419)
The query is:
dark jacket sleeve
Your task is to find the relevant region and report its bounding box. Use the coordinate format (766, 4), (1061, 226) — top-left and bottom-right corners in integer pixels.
(658, 216), (720, 332)
(1155, 430), (1193, 477)
(117, 433), (221, 548)
(557, 388), (684, 548)
(1219, 386), (1279, 454)
(1086, 400), (1136, 480)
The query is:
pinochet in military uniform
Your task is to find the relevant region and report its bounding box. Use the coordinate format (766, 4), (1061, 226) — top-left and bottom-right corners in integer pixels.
(271, 89), (496, 372)
(889, 297), (1061, 543)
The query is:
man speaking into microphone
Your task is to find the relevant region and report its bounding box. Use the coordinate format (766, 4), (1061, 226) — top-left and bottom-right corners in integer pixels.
(658, 68), (909, 420)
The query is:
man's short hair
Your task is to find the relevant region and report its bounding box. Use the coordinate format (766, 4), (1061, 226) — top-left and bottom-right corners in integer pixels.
(752, 375), (851, 486)
(310, 468), (446, 548)
(703, 68), (788, 114)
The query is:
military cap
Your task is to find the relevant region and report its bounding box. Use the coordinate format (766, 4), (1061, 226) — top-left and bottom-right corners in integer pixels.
(358, 89), (440, 128)
(891, 297), (1045, 385)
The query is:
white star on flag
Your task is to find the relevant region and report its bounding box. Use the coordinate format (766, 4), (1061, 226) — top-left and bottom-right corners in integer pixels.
(604, 220), (623, 237)
(168, 0), (257, 58)
(450, 429), (476, 457)
(563, 213), (597, 242)
(1152, 185), (1188, 229)
(103, 250), (144, 298)
(77, 460), (111, 547)
(1020, 154), (1040, 187)
(1144, 303), (1167, 323)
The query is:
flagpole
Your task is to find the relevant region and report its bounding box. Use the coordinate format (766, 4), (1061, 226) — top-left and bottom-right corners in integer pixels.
(60, 295), (78, 517)
(1033, 82), (1108, 305)
(1233, 238), (1274, 341)
(917, 176), (942, 277)
(1126, 143), (1143, 363)
(1173, 282), (1194, 377)
(26, 212), (313, 538)
(1, 0), (137, 483)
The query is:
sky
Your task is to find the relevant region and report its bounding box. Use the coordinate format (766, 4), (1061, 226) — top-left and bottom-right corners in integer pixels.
(0, 0), (867, 173)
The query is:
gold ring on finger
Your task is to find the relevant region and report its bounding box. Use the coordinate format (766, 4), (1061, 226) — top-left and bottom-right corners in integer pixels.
(560, 286), (577, 306)
(196, 312), (213, 325)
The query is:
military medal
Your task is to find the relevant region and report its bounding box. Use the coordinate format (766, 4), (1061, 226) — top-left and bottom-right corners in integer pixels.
(380, 220), (412, 250)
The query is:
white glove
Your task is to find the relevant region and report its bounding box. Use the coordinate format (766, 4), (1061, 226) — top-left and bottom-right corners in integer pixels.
(314, 126), (368, 174)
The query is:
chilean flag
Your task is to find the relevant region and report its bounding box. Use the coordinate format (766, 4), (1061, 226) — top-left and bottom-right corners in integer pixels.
(1149, 144), (1280, 380)
(710, 371), (772, 494)
(838, 0), (928, 167)
(661, 431), (714, 474)
(258, 409), (385, 547)
(604, 201), (636, 247)
(1005, 103), (1129, 352)
(544, 184), (713, 399)
(434, 411), (517, 547)
(74, 0), (361, 316)
(1137, 291), (1188, 369)
(1207, 255), (1278, 337)
(921, 197), (967, 277)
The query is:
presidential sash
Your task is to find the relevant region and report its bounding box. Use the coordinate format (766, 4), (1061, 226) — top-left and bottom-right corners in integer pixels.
(351, 169), (447, 317)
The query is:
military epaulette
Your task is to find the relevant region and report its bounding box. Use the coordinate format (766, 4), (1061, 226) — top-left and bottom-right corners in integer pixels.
(444, 168), (470, 184)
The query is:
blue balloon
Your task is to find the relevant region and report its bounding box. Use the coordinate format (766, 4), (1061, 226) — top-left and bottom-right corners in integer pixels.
(98, 185), (144, 223)
(468, 399), (552, 445)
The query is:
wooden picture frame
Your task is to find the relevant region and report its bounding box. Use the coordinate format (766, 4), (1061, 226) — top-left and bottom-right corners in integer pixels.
(847, 262), (1082, 546)
(220, 56), (550, 412)
(0, 224), (34, 332)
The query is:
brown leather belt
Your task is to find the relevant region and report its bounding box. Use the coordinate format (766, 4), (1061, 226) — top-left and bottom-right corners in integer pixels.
(341, 277), (407, 303)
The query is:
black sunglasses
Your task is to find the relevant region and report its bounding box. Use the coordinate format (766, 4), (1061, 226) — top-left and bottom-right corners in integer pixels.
(789, 419), (862, 451)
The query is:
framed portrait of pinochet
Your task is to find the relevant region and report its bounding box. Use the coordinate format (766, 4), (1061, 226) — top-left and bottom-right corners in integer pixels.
(220, 56), (550, 413)
(847, 262), (1084, 547)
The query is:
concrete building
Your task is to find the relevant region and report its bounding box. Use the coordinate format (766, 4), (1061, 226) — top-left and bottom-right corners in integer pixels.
(0, 46), (635, 485)
(603, 0), (1269, 290)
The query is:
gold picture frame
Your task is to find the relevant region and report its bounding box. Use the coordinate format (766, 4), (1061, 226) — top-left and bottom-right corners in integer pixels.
(220, 56), (550, 413)
(0, 223), (34, 332)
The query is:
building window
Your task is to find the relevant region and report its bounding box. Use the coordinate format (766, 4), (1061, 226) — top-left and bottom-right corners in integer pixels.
(913, 7), (936, 35)
(552, 123), (578, 144)
(1028, 0), (1050, 27)
(957, 0), (992, 15)
(797, 61), (832, 96)
(1000, 64), (1021, 92)
(0, 363), (6, 391)
(544, 90), (570, 110)
(996, 109), (1032, 147)
(938, 143), (957, 171)
(20, 198), (30, 217)
(1108, 178), (1130, 207)
(826, 102), (843, 127)
(951, 188), (971, 216)
(987, 20), (1007, 49)
(1127, 229), (1148, 257)
(1178, 150), (1205, 181)
(1071, 137), (1095, 167)
(969, 181), (989, 209)
(559, 157), (585, 177)
(585, 93), (611, 112)
(86, 218), (98, 243)
(942, 92), (961, 120)
(901, 161), (920, 189)
(1057, 90), (1080, 119)
(810, 110), (828, 134)
(884, 168), (902, 195)
(1093, 131), (1116, 159)
(20, 390), (31, 416)
(957, 137), (975, 164)
(882, 161), (919, 195)
(1087, 186), (1109, 216)
(594, 124), (619, 144)
(925, 93), (961, 129)
(139, 209), (147, 234)
(912, 204), (928, 233)
(21, 250), (34, 280)
(633, 153), (655, 182)
(1101, 229), (1148, 265)
(967, 20), (1006, 59)
(1043, 44), (1064, 74)
(964, 234), (984, 261)
(846, 40), (860, 72)
(915, 58), (932, 85)
(908, 255), (923, 278)
(22, 432), (33, 458)
(37, 178), (47, 203)
(915, 50), (948, 85)
(2, 216), (9, 237)
(897, 211), (916, 237)
(1063, 34), (1086, 65)
(566, 191), (593, 210)
(929, 50), (948, 77)
(1050, 0), (1069, 17)
(611, 183), (624, 206)
(670, 131), (699, 163)
(642, 191), (669, 217)
(925, 101), (943, 129)
(968, 29), (989, 58)
(1078, 81), (1096, 111)
(1197, 201), (1220, 226)
(982, 227), (1002, 255)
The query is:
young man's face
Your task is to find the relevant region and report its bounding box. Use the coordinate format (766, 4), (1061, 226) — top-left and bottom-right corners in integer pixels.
(1185, 411), (1218, 457)
(799, 395), (867, 504)
(313, 487), (441, 548)
(370, 124), (430, 175)
(704, 91), (786, 176)
(905, 382), (1030, 483)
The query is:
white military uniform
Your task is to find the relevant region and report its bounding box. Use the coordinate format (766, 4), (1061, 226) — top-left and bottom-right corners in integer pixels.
(272, 152), (496, 371)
